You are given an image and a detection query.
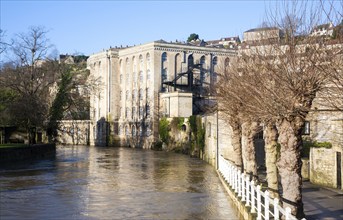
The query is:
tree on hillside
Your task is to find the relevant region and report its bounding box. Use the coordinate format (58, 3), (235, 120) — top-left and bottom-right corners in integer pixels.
(46, 64), (73, 142)
(187, 33), (199, 42)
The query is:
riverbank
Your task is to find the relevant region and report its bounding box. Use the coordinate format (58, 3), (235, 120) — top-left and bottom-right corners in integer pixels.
(0, 143), (56, 163)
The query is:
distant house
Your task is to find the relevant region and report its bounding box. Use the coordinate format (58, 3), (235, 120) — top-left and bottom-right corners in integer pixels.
(206, 36), (241, 49)
(243, 27), (282, 42)
(310, 23), (334, 37)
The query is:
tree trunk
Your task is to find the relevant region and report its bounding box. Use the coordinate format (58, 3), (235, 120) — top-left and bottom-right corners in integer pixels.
(277, 118), (305, 218)
(264, 123), (279, 199)
(241, 121), (259, 179)
(230, 119), (243, 171)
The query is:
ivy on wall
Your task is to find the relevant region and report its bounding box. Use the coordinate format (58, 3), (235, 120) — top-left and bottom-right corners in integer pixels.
(159, 117), (170, 143)
(188, 115), (205, 151)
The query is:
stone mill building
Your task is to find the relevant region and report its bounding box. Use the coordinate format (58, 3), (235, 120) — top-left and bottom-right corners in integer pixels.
(87, 40), (236, 148)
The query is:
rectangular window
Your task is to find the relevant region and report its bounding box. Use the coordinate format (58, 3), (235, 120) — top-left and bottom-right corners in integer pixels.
(303, 121), (310, 135)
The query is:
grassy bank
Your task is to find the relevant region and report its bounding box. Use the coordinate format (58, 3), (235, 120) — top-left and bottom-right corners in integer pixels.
(0, 144), (28, 149)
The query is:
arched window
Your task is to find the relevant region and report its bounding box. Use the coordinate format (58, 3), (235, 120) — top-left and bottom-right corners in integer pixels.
(125, 125), (129, 136)
(119, 125), (123, 135)
(126, 58), (130, 70)
(125, 58), (130, 83)
(139, 55), (143, 69)
(126, 90), (130, 100)
(132, 56), (137, 72)
(200, 56), (206, 66)
(146, 88), (150, 99)
(146, 53), (151, 69)
(126, 72), (130, 82)
(139, 125), (143, 136)
(175, 53), (181, 74)
(146, 123), (151, 136)
(225, 57), (230, 67)
(139, 106), (144, 119)
(125, 108), (130, 118)
(132, 89), (137, 100)
(212, 56), (218, 65)
(162, 68), (167, 81)
(132, 72), (136, 83)
(147, 69), (151, 80)
(120, 74), (123, 83)
(120, 90), (122, 100)
(139, 88), (143, 100)
(132, 107), (136, 118)
(119, 59), (123, 74)
(162, 52), (167, 62)
(188, 54), (194, 69)
(139, 71), (143, 81)
(146, 105), (150, 116)
(212, 57), (218, 83)
(200, 56), (206, 82)
(132, 126), (136, 136)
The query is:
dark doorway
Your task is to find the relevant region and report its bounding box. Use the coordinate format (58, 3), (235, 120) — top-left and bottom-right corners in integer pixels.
(337, 152), (342, 189)
(254, 130), (265, 169)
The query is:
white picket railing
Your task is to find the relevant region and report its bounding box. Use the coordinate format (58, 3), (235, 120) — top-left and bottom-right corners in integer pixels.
(218, 155), (304, 220)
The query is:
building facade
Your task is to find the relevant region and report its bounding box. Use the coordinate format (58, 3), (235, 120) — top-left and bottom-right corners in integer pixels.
(87, 40), (236, 148)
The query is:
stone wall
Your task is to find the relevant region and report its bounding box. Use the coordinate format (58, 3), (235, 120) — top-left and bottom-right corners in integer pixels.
(57, 120), (90, 145)
(160, 92), (193, 118)
(0, 144), (56, 163)
(305, 109), (343, 151)
(202, 112), (235, 167)
(310, 148), (343, 189)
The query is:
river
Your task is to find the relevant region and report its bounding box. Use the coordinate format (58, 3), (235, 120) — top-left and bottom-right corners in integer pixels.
(0, 145), (238, 219)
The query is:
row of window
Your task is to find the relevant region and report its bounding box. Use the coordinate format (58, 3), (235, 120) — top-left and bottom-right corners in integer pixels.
(119, 124), (152, 137)
(120, 70), (151, 84)
(121, 53), (151, 73)
(120, 88), (152, 101)
(120, 105), (151, 119)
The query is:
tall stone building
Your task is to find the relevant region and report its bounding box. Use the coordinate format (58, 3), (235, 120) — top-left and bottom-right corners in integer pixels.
(87, 40), (236, 148)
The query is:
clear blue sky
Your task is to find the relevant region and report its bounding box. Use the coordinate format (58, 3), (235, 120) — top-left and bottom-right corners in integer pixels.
(1, 1), (341, 56)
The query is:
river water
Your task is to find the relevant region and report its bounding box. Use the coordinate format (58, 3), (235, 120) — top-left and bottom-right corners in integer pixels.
(0, 145), (238, 219)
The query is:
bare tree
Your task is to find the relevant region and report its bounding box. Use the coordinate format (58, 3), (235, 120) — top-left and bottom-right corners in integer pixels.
(0, 26), (57, 144)
(217, 1), (342, 217)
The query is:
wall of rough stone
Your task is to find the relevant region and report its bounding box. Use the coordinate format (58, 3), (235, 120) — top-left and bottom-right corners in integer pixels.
(57, 120), (90, 145)
(305, 109), (343, 151)
(202, 112), (235, 167)
(0, 144), (56, 163)
(310, 148), (342, 189)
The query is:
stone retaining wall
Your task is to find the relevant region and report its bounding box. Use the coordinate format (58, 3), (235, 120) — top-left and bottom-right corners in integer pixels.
(0, 144), (56, 163)
(310, 148), (342, 189)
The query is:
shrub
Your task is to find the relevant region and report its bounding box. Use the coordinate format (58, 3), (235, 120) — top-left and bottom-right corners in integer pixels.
(301, 140), (332, 158)
(188, 115), (205, 151)
(159, 117), (170, 143)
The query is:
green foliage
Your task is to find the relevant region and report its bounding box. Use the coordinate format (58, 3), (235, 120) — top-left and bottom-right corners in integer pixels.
(196, 116), (205, 151)
(188, 115), (197, 133)
(159, 117), (170, 143)
(170, 117), (185, 131)
(188, 115), (205, 151)
(177, 117), (185, 130)
(0, 88), (17, 112)
(187, 33), (199, 42)
(47, 66), (73, 141)
(301, 140), (332, 158)
(0, 88), (17, 125)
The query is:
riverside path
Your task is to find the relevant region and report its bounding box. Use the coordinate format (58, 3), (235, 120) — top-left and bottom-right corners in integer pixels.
(0, 145), (238, 219)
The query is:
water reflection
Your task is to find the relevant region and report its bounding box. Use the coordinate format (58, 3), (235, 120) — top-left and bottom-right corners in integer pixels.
(0, 145), (238, 219)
